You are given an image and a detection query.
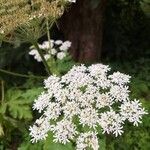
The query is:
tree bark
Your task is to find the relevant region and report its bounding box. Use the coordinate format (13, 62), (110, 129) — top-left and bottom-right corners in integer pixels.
(60, 0), (107, 63)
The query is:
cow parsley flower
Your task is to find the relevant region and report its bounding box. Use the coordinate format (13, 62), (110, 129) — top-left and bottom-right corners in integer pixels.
(29, 40), (71, 61)
(30, 64), (147, 150)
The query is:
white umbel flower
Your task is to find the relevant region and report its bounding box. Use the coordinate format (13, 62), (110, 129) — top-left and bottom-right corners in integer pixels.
(30, 64), (147, 149)
(29, 39), (71, 62)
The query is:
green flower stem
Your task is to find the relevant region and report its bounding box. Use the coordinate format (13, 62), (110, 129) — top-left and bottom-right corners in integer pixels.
(33, 42), (51, 75)
(0, 68), (45, 79)
(46, 18), (52, 53)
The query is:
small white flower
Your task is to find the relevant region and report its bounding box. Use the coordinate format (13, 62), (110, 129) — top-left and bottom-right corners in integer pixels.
(63, 101), (80, 119)
(33, 92), (52, 113)
(29, 49), (37, 56)
(51, 48), (57, 55)
(29, 49), (42, 62)
(62, 41), (72, 48)
(109, 85), (130, 102)
(55, 40), (63, 45)
(76, 132), (99, 150)
(44, 54), (51, 60)
(44, 75), (60, 89)
(109, 71), (131, 85)
(51, 119), (78, 144)
(57, 52), (66, 60)
(88, 64), (110, 77)
(43, 41), (54, 49)
(99, 110), (124, 137)
(120, 99), (148, 126)
(44, 102), (61, 120)
(96, 93), (112, 109)
(59, 41), (71, 51)
(79, 107), (99, 128)
(29, 117), (50, 143)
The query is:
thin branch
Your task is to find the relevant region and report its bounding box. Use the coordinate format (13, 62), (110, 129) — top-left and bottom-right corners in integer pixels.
(46, 18), (52, 53)
(0, 68), (45, 79)
(33, 42), (51, 75)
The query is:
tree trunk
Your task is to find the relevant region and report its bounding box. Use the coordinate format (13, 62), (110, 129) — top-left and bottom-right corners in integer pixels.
(60, 0), (107, 63)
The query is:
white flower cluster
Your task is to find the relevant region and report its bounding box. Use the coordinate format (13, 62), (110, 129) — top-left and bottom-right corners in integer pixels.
(29, 40), (71, 62)
(30, 64), (147, 149)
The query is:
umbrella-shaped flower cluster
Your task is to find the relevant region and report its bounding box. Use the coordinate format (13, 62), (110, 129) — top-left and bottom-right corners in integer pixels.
(29, 40), (71, 62)
(29, 64), (147, 150)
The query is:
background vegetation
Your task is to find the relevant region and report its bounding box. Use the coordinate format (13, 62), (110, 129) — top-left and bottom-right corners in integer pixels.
(0, 0), (150, 149)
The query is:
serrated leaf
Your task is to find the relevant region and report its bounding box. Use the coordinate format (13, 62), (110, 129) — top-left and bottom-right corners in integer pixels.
(21, 87), (43, 103)
(6, 89), (23, 101)
(8, 101), (32, 120)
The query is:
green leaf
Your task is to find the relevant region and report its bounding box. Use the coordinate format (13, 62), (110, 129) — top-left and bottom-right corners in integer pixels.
(5, 87), (43, 120)
(8, 102), (32, 120)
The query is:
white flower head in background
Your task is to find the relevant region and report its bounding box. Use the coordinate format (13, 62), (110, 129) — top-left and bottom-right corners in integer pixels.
(30, 64), (147, 150)
(29, 39), (72, 62)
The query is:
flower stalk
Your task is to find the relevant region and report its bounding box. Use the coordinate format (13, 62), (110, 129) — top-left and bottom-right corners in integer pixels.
(32, 42), (51, 75)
